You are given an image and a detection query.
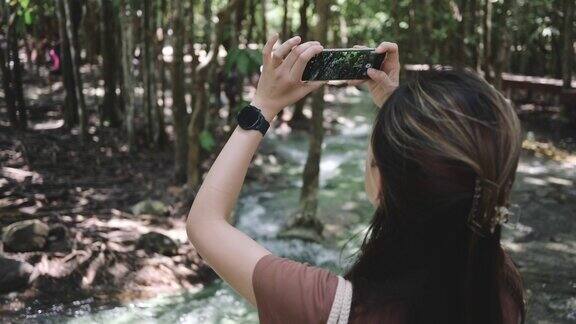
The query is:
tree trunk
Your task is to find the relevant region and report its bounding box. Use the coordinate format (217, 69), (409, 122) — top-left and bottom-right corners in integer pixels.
(158, 0), (169, 129)
(469, 0), (479, 70)
(187, 76), (208, 189)
(408, 1), (420, 62)
(283, 0), (330, 241)
(456, 0), (468, 66)
(100, 0), (121, 127)
(563, 0), (575, 89)
(158, 45), (168, 146)
(82, 0), (101, 64)
(203, 0), (213, 46)
(391, 0), (399, 37)
(494, 0), (514, 90)
(0, 1), (18, 128)
(119, 1), (136, 149)
(247, 0), (256, 43)
(7, 12), (27, 129)
(55, 0), (79, 128)
(0, 34), (18, 128)
(299, 0), (309, 41)
(281, 0), (290, 40)
(63, 0), (88, 142)
(424, 0), (435, 61)
(225, 0), (246, 129)
(154, 0), (167, 147)
(143, 0), (155, 143)
(338, 14), (348, 48)
(235, 0), (245, 44)
(261, 0), (268, 42)
(288, 0), (310, 129)
(482, 0), (494, 82)
(187, 0), (240, 189)
(172, 0), (189, 184)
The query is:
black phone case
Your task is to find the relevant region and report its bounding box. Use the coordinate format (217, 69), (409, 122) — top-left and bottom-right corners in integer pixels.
(301, 49), (385, 81)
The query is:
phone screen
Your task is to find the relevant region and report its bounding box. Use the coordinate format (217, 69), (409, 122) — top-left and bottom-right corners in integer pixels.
(301, 48), (385, 81)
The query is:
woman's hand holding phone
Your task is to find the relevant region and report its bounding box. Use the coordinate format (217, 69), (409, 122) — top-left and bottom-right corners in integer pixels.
(350, 42), (400, 108)
(252, 34), (326, 121)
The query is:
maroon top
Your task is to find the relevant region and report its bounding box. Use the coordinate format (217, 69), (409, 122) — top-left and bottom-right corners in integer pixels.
(253, 254), (521, 324)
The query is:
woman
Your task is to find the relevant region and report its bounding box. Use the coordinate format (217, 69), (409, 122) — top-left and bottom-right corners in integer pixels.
(186, 34), (525, 323)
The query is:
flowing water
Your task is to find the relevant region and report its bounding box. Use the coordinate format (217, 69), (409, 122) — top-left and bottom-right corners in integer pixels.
(18, 92), (576, 323)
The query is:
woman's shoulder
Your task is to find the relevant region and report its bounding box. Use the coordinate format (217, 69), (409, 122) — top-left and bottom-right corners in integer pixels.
(252, 254), (339, 324)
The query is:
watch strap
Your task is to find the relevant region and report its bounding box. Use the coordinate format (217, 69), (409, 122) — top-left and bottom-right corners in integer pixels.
(256, 116), (270, 136)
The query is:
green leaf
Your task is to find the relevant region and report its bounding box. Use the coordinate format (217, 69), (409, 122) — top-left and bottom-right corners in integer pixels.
(224, 48), (263, 76)
(23, 10), (32, 25)
(236, 52), (250, 75)
(20, 0), (29, 9)
(224, 49), (239, 74)
(199, 130), (216, 151)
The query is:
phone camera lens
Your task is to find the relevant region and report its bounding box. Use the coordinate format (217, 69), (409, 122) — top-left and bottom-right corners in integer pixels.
(365, 63), (372, 68)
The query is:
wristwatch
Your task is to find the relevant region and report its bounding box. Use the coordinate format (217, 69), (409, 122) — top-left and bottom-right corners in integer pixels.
(236, 104), (270, 136)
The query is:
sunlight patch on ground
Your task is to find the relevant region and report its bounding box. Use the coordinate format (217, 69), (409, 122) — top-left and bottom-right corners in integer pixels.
(523, 139), (576, 167)
(544, 241), (576, 255)
(31, 119), (64, 130)
(546, 176), (573, 186)
(517, 162), (551, 175)
(501, 240), (526, 253)
(523, 176), (548, 186)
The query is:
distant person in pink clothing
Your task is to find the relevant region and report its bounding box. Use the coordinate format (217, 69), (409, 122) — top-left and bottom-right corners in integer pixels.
(186, 34), (525, 324)
(48, 42), (61, 75)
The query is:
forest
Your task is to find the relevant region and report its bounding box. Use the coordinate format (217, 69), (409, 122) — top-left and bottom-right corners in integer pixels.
(1, 0), (575, 322)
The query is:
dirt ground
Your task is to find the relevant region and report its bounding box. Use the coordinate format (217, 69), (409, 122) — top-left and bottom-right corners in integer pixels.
(0, 120), (218, 316)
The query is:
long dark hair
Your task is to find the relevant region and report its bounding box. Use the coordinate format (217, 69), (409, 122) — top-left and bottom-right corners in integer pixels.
(345, 69), (525, 323)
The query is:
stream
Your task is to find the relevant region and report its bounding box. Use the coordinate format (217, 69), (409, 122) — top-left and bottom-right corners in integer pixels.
(18, 92), (576, 323)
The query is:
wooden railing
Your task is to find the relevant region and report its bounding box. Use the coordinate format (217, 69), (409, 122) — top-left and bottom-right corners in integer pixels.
(403, 64), (576, 122)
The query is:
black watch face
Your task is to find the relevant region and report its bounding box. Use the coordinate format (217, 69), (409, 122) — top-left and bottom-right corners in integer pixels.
(238, 106), (261, 128)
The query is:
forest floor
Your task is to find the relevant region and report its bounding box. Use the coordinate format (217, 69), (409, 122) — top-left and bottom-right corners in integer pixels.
(0, 124), (222, 315)
(0, 75), (226, 316)
(505, 115), (576, 323)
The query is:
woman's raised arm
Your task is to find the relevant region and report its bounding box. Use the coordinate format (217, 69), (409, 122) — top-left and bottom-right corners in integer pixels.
(186, 34), (324, 306)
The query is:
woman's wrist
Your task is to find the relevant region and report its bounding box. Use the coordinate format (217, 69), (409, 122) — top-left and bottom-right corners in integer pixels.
(250, 97), (280, 123)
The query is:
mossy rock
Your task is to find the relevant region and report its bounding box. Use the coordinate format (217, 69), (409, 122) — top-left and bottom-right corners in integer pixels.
(131, 200), (169, 216)
(279, 209), (325, 242)
(278, 226), (324, 243)
(2, 220), (49, 252)
(0, 257), (34, 293)
(47, 223), (73, 253)
(136, 232), (178, 256)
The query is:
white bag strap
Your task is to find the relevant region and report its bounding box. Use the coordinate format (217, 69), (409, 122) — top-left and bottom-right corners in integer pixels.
(327, 276), (352, 324)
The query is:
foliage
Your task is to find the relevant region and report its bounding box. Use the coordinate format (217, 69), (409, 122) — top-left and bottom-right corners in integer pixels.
(199, 130), (216, 151)
(8, 0), (37, 26)
(1, 0), (574, 178)
(224, 48), (263, 76)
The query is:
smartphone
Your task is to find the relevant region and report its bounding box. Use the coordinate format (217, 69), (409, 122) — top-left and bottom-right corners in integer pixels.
(302, 48), (385, 81)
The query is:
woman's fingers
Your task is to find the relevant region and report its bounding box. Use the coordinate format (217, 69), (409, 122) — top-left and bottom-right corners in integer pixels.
(304, 80), (327, 92)
(367, 68), (391, 84)
(347, 79), (366, 86)
(375, 42), (399, 74)
(262, 34), (280, 66)
(375, 42), (398, 56)
(289, 44), (324, 82)
(281, 41), (320, 71)
(271, 36), (302, 65)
